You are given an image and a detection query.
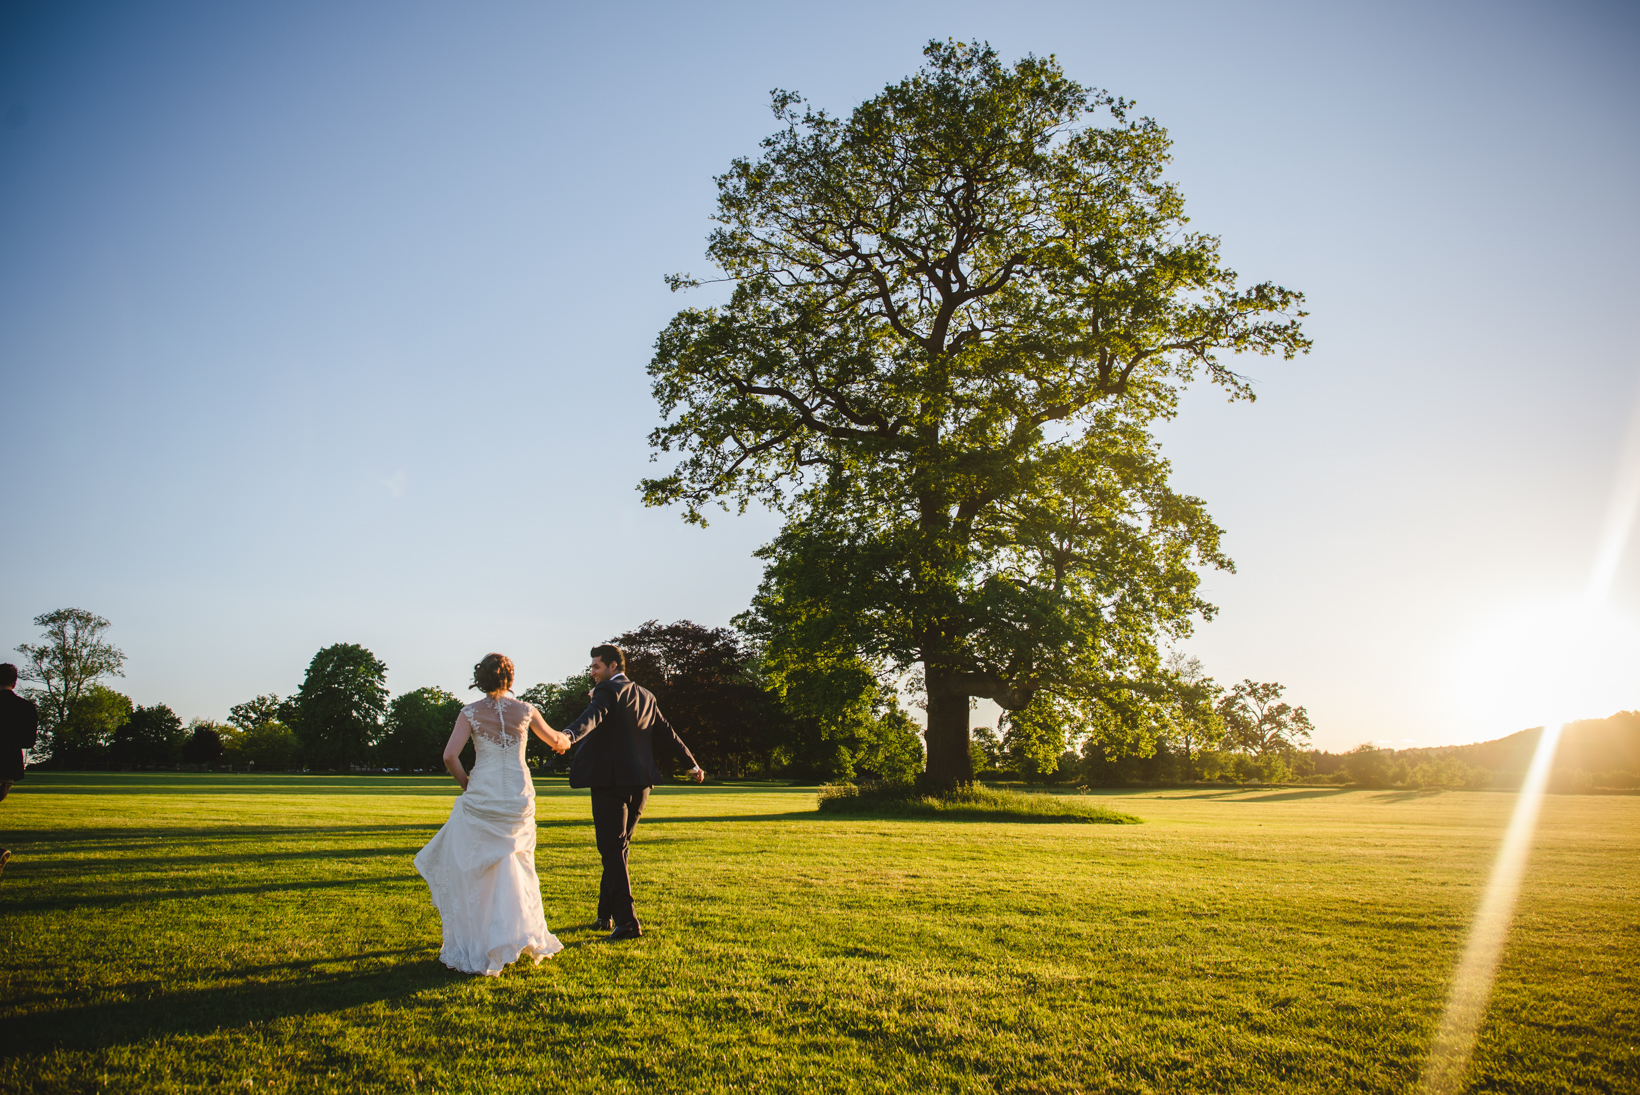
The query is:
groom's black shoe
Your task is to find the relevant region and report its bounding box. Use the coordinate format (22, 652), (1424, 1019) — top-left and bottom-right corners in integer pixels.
(595, 916), (615, 932)
(606, 921), (642, 941)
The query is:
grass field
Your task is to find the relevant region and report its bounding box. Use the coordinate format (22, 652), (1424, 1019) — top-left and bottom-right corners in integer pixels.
(0, 774), (1634, 1094)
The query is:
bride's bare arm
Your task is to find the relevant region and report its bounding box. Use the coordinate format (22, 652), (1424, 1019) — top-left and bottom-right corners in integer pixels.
(442, 713), (474, 790)
(529, 708), (571, 753)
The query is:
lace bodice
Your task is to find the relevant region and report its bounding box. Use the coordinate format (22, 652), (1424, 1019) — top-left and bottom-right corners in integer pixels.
(462, 696), (533, 762)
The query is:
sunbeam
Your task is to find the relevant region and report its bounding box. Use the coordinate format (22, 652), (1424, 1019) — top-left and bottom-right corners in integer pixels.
(1417, 721), (1562, 1094)
(1423, 378), (1640, 1091)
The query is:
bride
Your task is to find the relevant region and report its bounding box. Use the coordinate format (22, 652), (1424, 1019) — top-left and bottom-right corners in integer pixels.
(414, 653), (572, 975)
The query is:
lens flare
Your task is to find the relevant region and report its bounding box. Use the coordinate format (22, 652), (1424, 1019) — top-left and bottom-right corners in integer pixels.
(1417, 721), (1561, 1094)
(1424, 379), (1640, 1089)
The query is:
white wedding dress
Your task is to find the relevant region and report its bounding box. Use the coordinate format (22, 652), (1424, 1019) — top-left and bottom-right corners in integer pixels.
(414, 696), (563, 975)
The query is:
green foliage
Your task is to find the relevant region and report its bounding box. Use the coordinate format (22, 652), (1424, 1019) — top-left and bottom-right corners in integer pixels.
(221, 720), (301, 770)
(44, 684), (132, 769)
(613, 620), (777, 778)
(376, 687), (463, 773)
(1342, 744), (1408, 790)
(1193, 748), (1295, 784)
(741, 635), (921, 781)
(1216, 679), (1313, 756)
(1163, 650), (1222, 779)
(291, 644), (388, 770)
(1407, 755), (1492, 790)
(817, 780), (1141, 823)
(227, 694), (292, 733)
(519, 675), (593, 730)
(223, 692), (303, 770)
(519, 674), (593, 771)
(1081, 735), (1186, 785)
(969, 725), (1003, 773)
(109, 704), (186, 768)
(15, 607), (126, 738)
(646, 42), (1307, 782)
(180, 720), (226, 766)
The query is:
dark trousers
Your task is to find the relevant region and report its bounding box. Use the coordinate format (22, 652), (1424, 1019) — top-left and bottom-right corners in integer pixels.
(591, 784), (650, 927)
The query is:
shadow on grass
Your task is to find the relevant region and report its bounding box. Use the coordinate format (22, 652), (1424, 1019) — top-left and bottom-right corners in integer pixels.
(2, 949), (465, 1054)
(21, 774), (822, 797)
(810, 808), (1124, 824)
(10, 843), (431, 879)
(3, 823), (443, 850)
(1235, 789), (1355, 803)
(0, 872), (420, 914)
(1155, 787), (1355, 802)
(635, 811), (824, 825)
(1371, 788), (1448, 802)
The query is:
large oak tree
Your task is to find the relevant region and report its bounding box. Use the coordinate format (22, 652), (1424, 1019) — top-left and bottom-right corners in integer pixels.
(644, 42), (1308, 783)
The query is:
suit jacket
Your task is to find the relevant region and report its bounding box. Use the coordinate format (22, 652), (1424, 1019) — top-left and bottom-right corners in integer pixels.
(561, 674), (698, 789)
(1, 688), (39, 782)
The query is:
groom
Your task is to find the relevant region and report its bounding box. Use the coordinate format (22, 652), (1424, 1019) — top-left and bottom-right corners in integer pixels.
(559, 643), (704, 941)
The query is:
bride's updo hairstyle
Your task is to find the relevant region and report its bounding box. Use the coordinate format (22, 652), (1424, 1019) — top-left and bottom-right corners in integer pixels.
(472, 653), (515, 693)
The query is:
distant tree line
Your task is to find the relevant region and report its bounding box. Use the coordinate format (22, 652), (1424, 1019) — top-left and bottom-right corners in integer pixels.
(966, 652), (1320, 786)
(14, 609), (924, 781)
(23, 607), (1633, 790)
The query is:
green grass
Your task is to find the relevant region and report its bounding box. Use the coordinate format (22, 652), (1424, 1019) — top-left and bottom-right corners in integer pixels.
(817, 781), (1142, 823)
(0, 774), (1634, 1093)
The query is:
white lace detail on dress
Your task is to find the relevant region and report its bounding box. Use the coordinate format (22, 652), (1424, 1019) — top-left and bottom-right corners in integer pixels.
(464, 697), (525, 750)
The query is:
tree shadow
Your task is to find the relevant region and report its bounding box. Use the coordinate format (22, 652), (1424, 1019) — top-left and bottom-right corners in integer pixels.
(0, 871), (419, 914)
(3, 948), (470, 1054)
(12, 843), (426, 879)
(1235, 788), (1354, 803)
(3, 823), (441, 850)
(1159, 788), (1263, 800)
(1157, 787), (1354, 802)
(1371, 788), (1447, 802)
(633, 811), (825, 825)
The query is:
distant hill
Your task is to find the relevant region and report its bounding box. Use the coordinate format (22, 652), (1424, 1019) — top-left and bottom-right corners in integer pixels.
(1313, 711), (1640, 783)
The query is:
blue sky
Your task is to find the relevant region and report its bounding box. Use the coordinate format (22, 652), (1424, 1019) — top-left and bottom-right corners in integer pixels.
(2, 0), (1637, 750)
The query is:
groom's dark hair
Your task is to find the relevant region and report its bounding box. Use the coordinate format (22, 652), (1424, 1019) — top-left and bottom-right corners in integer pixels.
(590, 644), (625, 673)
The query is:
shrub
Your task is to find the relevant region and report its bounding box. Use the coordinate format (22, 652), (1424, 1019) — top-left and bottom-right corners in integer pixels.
(816, 781), (1140, 824)
(224, 721), (302, 770)
(181, 721), (225, 766)
(1548, 767), (1593, 794)
(1408, 755), (1490, 790)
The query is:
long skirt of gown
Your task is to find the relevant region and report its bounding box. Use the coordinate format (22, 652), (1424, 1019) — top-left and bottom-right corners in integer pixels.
(414, 715), (562, 975)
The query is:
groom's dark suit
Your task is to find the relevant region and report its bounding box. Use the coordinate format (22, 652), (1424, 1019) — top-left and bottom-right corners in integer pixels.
(560, 673), (698, 928)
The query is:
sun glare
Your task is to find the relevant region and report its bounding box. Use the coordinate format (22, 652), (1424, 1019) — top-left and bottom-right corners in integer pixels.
(1453, 597), (1640, 735)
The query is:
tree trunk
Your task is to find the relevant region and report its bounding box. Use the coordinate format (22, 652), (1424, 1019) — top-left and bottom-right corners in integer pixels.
(923, 667), (974, 787)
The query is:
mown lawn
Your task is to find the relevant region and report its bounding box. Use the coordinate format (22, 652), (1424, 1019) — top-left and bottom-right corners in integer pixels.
(0, 773), (1633, 1093)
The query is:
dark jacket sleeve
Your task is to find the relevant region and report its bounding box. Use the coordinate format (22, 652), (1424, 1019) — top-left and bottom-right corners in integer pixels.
(3, 693), (37, 750)
(651, 708), (699, 770)
(560, 683), (616, 745)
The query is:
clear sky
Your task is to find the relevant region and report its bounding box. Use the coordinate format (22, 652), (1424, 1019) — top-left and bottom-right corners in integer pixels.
(2, 0), (1637, 751)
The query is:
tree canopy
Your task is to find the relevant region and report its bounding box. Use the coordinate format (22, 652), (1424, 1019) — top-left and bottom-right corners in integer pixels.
(612, 620), (775, 778)
(1216, 679), (1313, 757)
(291, 644), (388, 770)
(109, 703), (186, 768)
(644, 41), (1308, 782)
(378, 686), (464, 772)
(16, 608), (126, 739)
(47, 684), (134, 769)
